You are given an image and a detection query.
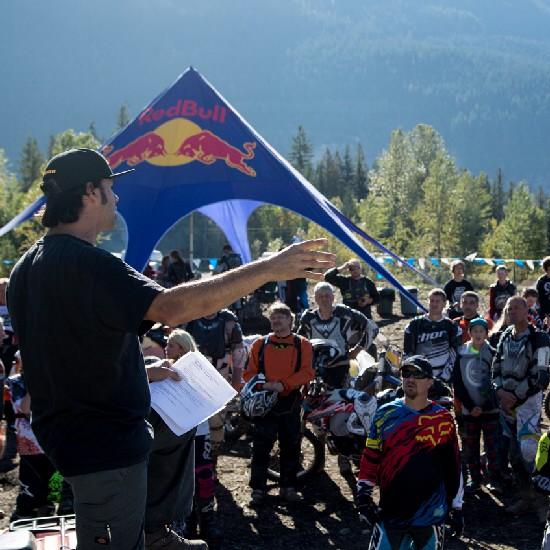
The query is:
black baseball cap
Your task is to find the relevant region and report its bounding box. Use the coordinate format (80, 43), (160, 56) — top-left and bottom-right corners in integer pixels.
(41, 148), (134, 195)
(400, 355), (433, 378)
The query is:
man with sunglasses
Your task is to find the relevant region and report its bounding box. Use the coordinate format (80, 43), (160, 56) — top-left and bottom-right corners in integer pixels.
(357, 355), (461, 549)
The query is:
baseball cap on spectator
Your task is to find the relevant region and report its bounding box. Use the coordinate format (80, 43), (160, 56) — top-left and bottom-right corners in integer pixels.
(40, 148), (134, 196)
(400, 355), (433, 378)
(469, 317), (489, 333)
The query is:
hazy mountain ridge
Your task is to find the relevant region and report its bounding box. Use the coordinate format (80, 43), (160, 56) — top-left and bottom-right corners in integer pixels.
(2, 0), (550, 186)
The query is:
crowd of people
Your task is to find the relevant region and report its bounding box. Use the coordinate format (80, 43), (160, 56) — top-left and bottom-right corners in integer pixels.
(2, 148), (550, 550)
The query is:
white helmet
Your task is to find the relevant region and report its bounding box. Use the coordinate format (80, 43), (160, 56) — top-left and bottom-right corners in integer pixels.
(240, 373), (278, 419)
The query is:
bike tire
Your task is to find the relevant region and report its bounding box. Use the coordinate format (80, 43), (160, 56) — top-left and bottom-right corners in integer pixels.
(266, 427), (326, 484)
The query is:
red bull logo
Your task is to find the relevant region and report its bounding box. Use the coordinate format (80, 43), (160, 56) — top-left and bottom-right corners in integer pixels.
(138, 100), (227, 126)
(102, 134), (167, 168)
(102, 117), (256, 177)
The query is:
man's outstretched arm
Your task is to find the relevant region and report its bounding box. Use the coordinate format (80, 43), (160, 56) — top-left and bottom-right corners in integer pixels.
(145, 239), (335, 326)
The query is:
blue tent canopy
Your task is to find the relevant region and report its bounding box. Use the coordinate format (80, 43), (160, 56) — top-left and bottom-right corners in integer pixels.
(0, 67), (425, 311)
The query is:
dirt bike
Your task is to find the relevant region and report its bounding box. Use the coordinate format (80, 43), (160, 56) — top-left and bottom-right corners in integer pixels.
(263, 339), (385, 484)
(302, 378), (377, 471)
(225, 337), (401, 485)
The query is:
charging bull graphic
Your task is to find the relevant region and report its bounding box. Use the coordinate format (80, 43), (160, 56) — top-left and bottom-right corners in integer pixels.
(103, 133), (167, 169)
(103, 117), (256, 177)
(176, 130), (256, 176)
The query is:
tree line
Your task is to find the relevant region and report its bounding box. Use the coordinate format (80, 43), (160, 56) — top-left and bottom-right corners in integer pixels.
(1, 118), (549, 278)
(251, 124), (549, 271)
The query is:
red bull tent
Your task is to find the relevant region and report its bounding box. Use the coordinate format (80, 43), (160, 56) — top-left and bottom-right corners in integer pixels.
(0, 67), (426, 310)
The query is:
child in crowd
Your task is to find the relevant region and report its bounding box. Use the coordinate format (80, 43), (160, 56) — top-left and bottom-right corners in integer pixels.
(523, 288), (543, 330)
(444, 260), (474, 319)
(488, 265), (516, 321)
(453, 318), (502, 493)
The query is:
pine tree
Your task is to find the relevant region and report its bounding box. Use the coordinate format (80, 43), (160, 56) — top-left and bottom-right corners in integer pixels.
(537, 186), (546, 209)
(88, 122), (99, 141)
(408, 124), (446, 178)
(482, 183), (547, 260)
(447, 171), (492, 256)
(19, 137), (44, 192)
(289, 126), (313, 181)
(341, 145), (354, 187)
(353, 144), (368, 200)
(413, 152), (458, 257)
(507, 180), (516, 203)
(313, 153), (327, 195)
(116, 104), (130, 130)
(325, 149), (343, 199)
(491, 168), (505, 221)
(368, 129), (423, 254)
(47, 135), (56, 159)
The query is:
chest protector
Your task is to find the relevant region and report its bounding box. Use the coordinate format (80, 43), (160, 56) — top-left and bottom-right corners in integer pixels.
(191, 317), (227, 360)
(310, 316), (347, 356)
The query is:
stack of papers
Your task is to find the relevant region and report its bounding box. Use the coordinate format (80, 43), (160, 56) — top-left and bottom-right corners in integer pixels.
(149, 351), (237, 436)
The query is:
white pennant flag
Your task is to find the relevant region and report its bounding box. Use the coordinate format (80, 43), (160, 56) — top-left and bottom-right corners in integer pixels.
(526, 260), (535, 271)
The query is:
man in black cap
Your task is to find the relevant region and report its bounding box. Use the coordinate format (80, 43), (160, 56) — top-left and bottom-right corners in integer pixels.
(356, 355), (462, 548)
(7, 148), (335, 550)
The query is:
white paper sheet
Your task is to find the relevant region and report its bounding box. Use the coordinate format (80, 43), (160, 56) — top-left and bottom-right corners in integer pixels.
(149, 351), (237, 436)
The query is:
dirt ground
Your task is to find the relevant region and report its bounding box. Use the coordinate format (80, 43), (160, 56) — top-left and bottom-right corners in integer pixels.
(0, 301), (547, 548)
(211, 310), (545, 550)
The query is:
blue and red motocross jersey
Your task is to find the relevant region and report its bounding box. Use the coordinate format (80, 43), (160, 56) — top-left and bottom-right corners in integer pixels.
(358, 398), (460, 528)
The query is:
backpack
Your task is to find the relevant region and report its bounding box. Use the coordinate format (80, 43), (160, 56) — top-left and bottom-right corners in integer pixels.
(255, 334), (304, 415)
(257, 334), (302, 376)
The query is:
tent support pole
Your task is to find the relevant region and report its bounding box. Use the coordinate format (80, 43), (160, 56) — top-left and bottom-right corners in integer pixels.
(189, 212), (194, 266)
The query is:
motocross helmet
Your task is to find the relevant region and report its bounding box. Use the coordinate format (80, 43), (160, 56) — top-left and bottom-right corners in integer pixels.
(240, 373), (278, 419)
(311, 339), (341, 369)
(311, 339), (347, 387)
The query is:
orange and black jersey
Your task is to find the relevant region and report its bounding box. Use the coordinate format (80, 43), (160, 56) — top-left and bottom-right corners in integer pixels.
(243, 334), (314, 396)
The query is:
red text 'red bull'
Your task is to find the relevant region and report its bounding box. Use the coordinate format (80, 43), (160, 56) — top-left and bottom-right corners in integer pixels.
(139, 100), (227, 126)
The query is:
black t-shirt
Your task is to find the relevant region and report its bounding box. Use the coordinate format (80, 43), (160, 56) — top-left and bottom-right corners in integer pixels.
(537, 275), (550, 316)
(324, 268), (380, 317)
(7, 234), (163, 476)
(443, 279), (474, 305)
